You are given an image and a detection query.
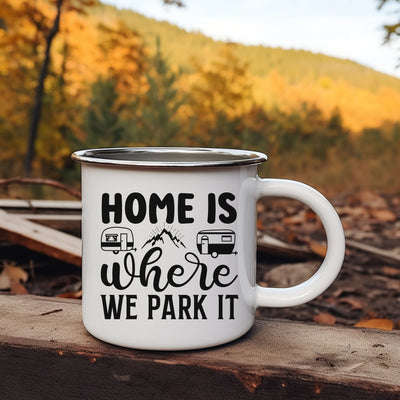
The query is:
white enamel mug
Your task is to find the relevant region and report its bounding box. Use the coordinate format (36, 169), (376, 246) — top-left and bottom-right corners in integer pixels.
(72, 147), (345, 350)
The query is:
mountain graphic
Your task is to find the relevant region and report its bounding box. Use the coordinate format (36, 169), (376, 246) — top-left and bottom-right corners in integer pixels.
(142, 228), (186, 249)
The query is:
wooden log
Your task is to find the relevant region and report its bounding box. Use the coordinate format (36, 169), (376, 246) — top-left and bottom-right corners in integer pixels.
(257, 232), (313, 260)
(0, 210), (81, 266)
(0, 200), (82, 234)
(0, 199), (82, 211)
(0, 294), (399, 399)
(346, 238), (400, 264)
(12, 213), (81, 234)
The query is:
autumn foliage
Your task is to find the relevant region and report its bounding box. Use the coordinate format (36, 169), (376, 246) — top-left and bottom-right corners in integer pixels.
(1, 0), (400, 193)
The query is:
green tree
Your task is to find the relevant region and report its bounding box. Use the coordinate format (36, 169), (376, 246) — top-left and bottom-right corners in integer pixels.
(187, 44), (253, 146)
(83, 78), (127, 147)
(311, 107), (350, 160)
(273, 103), (349, 163)
(136, 39), (184, 146)
(358, 128), (389, 157)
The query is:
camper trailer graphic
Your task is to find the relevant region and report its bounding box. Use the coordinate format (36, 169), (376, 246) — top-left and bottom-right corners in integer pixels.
(101, 227), (135, 254)
(196, 229), (236, 258)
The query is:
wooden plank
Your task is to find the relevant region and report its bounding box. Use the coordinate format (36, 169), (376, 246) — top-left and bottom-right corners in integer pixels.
(346, 238), (400, 264)
(13, 214), (82, 234)
(0, 199), (82, 210)
(14, 214), (81, 221)
(0, 294), (399, 399)
(0, 210), (81, 266)
(257, 232), (313, 260)
(0, 200), (82, 235)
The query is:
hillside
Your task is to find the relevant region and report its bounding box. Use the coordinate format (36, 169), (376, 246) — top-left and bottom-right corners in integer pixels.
(1, 0), (400, 192)
(98, 3), (400, 93)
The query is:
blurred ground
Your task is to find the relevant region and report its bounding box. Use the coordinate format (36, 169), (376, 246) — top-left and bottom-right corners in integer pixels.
(256, 191), (400, 329)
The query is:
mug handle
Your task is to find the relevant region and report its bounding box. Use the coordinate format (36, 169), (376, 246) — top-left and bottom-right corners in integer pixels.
(254, 178), (345, 307)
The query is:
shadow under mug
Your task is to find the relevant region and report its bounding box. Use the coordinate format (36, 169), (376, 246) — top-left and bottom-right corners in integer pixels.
(72, 147), (345, 350)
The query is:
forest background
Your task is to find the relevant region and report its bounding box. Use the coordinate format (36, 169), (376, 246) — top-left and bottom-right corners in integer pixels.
(1, 0), (400, 197)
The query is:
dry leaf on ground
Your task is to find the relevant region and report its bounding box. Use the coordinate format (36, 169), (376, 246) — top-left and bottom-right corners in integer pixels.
(282, 212), (307, 225)
(262, 262), (319, 288)
(381, 266), (400, 276)
(354, 318), (394, 330)
(57, 289), (82, 299)
(10, 281), (29, 294)
(369, 209), (397, 222)
(337, 297), (364, 310)
(354, 191), (388, 209)
(309, 241), (327, 257)
(313, 313), (336, 325)
(0, 263), (28, 290)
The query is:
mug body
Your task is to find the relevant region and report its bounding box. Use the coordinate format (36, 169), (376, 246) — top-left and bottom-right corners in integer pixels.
(75, 148), (264, 350)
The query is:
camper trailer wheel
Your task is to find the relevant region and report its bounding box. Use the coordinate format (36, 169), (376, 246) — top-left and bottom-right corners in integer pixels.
(113, 250), (119, 255)
(211, 252), (218, 258)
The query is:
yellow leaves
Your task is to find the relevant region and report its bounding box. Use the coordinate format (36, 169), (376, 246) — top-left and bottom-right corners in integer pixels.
(190, 45), (253, 119)
(252, 68), (400, 133)
(354, 318), (394, 331)
(318, 76), (333, 89)
(309, 241), (327, 258)
(312, 309), (397, 331)
(57, 289), (82, 299)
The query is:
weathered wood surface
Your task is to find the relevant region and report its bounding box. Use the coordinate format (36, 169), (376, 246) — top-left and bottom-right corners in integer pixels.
(257, 232), (313, 260)
(0, 199), (82, 234)
(0, 199), (82, 210)
(0, 210), (81, 266)
(11, 213), (82, 234)
(346, 238), (400, 264)
(0, 294), (399, 399)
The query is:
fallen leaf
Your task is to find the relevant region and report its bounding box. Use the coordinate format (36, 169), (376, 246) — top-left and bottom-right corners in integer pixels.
(6, 264), (28, 283)
(392, 197), (400, 206)
(262, 262), (319, 288)
(369, 209), (397, 222)
(332, 287), (359, 298)
(382, 266), (400, 276)
(383, 229), (400, 239)
(271, 223), (285, 234)
(375, 275), (400, 291)
(336, 206), (369, 219)
(286, 231), (300, 243)
(0, 269), (10, 290)
(313, 313), (336, 325)
(338, 297), (364, 310)
(283, 211), (306, 225)
(357, 191), (388, 209)
(304, 210), (317, 221)
(354, 318), (393, 330)
(57, 290), (82, 299)
(10, 281), (29, 295)
(257, 218), (265, 231)
(344, 229), (376, 241)
(309, 241), (327, 257)
(0, 263), (29, 290)
(256, 202), (266, 213)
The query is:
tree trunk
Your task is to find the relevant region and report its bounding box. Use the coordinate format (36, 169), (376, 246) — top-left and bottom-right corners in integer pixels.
(24, 0), (63, 177)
